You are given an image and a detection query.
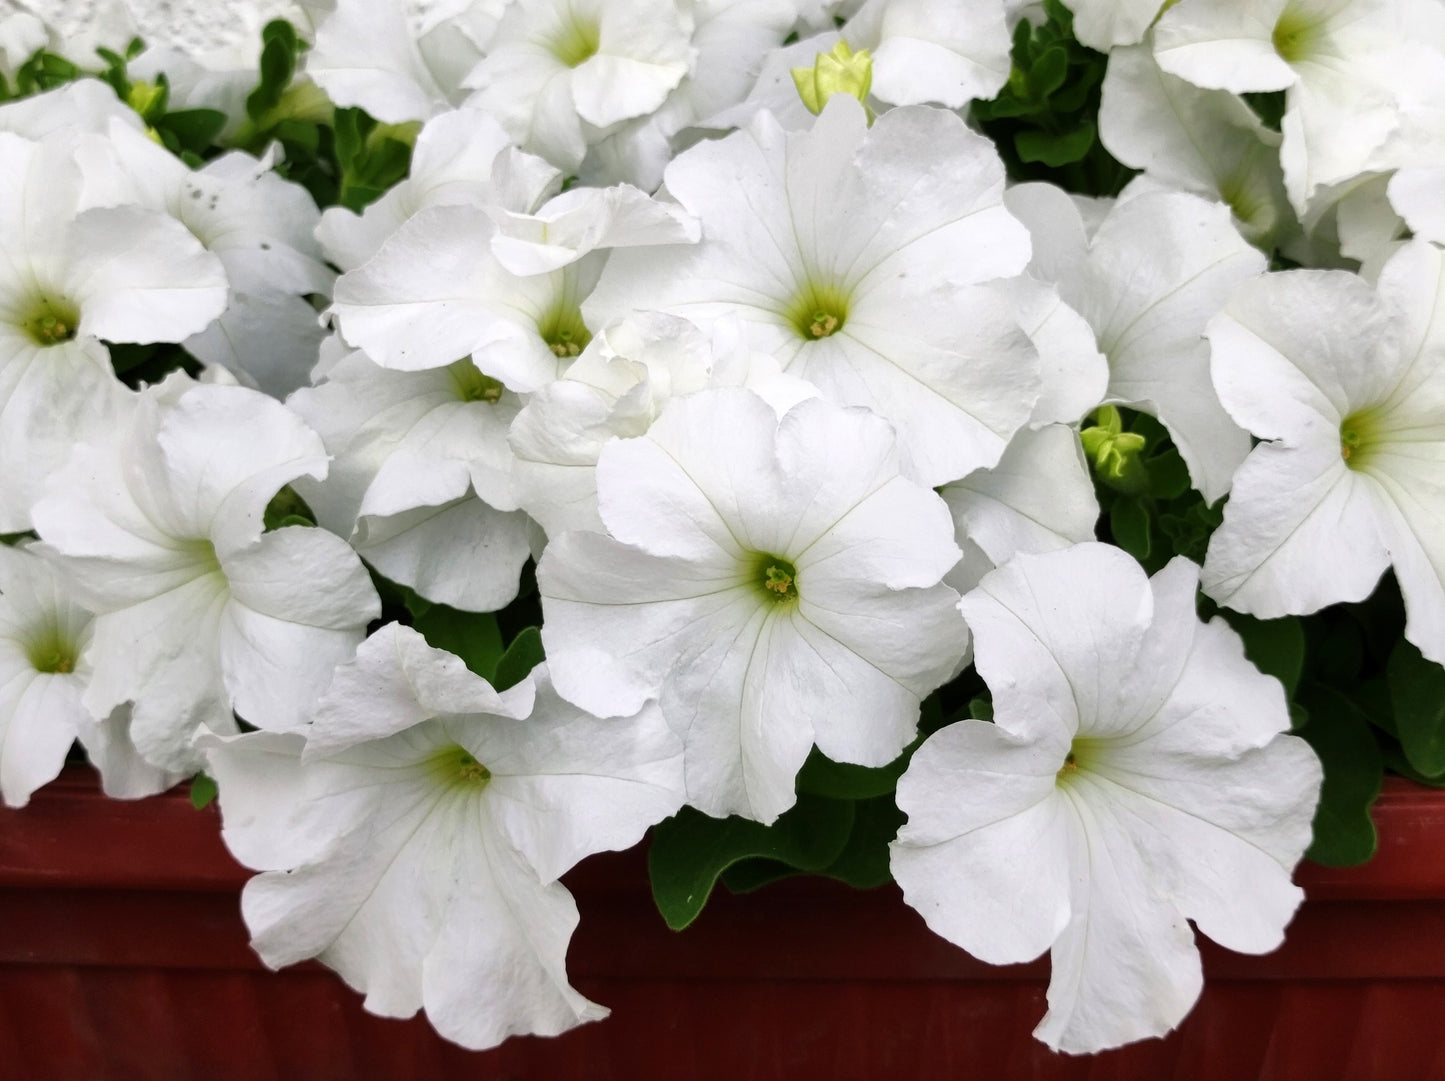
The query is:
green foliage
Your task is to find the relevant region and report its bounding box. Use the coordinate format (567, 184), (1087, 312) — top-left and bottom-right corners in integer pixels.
(262, 486), (317, 532)
(648, 794), (856, 930)
(189, 772), (218, 810)
(1296, 685), (1382, 866)
(1086, 409), (1221, 572)
(970, 0), (1135, 196)
(1387, 640), (1445, 778)
(332, 108), (417, 212)
(412, 605), (506, 681)
(493, 627), (545, 691)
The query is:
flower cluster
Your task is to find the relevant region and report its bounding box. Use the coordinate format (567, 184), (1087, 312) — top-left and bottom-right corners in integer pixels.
(5, 0), (1444, 1058)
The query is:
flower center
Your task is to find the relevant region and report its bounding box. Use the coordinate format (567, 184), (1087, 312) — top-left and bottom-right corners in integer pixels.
(785, 281), (850, 341)
(1056, 739), (1097, 786)
(750, 553), (800, 604)
(550, 16), (600, 68)
(448, 360), (505, 403)
(22, 297), (80, 347)
(26, 624), (77, 675)
(428, 744), (493, 789)
(538, 302), (592, 359)
(1272, 4), (1321, 64)
(1339, 409), (1380, 471)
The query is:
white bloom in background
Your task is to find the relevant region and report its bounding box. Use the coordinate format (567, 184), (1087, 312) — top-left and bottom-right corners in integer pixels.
(307, 0), (498, 123)
(0, 131), (228, 531)
(843, 0), (1012, 108)
(0, 13), (46, 83)
(1153, 0), (1420, 212)
(587, 96), (1039, 487)
(0, 77), (141, 140)
(1099, 42), (1292, 251)
(579, 0), (798, 189)
(509, 311), (815, 538)
(463, 0), (696, 172)
(891, 543), (1322, 1053)
(288, 345), (532, 612)
(540, 388), (969, 823)
(1203, 241), (1445, 665)
(316, 106), (560, 272)
(87, 120), (335, 398)
(1389, 168), (1445, 246)
(938, 424), (1099, 595)
(204, 623), (684, 1050)
(1059, 0), (1173, 51)
(31, 381), (379, 774)
(331, 180), (698, 392)
(1006, 184), (1265, 502)
(0, 543), (178, 805)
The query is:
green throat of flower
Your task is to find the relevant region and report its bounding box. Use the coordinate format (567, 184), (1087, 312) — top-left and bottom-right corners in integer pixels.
(785, 281), (850, 341)
(538, 304), (592, 359)
(1056, 739), (1098, 785)
(1339, 409), (1382, 471)
(751, 553), (800, 605)
(1272, 4), (1322, 64)
(550, 17), (600, 68)
(449, 360), (505, 403)
(22, 297), (80, 347)
(26, 624), (77, 675)
(429, 744), (493, 790)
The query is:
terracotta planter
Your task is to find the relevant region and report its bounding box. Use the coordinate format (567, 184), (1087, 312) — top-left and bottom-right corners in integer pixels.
(1, 769), (1442, 1081)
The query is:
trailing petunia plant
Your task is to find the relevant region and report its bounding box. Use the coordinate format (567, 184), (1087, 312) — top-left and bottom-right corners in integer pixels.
(3, 0), (1445, 1057)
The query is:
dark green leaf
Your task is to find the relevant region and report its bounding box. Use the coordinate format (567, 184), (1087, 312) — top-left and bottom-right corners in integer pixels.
(1217, 611), (1306, 697)
(1109, 496), (1151, 563)
(493, 626), (545, 691)
(967, 696), (993, 721)
(189, 772), (218, 810)
(1026, 46), (1069, 99)
(718, 857), (798, 894)
(1146, 448), (1191, 500)
(157, 108), (227, 154)
(262, 486), (315, 531)
(795, 743), (913, 800)
(1387, 639), (1445, 776)
(1297, 685), (1383, 866)
(648, 795), (855, 930)
(411, 605), (505, 680)
(817, 795), (906, 889)
(1015, 123), (1097, 166)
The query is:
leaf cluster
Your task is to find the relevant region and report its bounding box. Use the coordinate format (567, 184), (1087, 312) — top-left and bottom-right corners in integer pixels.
(971, 0), (1135, 196)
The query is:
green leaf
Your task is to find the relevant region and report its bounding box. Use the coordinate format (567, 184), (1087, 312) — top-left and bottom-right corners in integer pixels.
(816, 795), (906, 889)
(189, 772), (218, 810)
(1109, 496), (1152, 563)
(795, 744), (913, 800)
(648, 794), (855, 930)
(1297, 685), (1383, 866)
(411, 605), (505, 681)
(493, 626), (545, 691)
(1146, 447), (1191, 500)
(262, 486), (316, 531)
(1015, 122), (1097, 166)
(718, 857), (798, 894)
(1387, 639), (1445, 776)
(1217, 611), (1306, 697)
(1026, 45), (1069, 99)
(967, 696), (993, 721)
(157, 108), (227, 154)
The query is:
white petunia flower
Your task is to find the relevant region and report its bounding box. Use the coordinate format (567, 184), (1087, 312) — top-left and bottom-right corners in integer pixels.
(509, 310), (815, 538)
(0, 131), (228, 531)
(306, 0), (499, 123)
(843, 0), (1012, 108)
(0, 543), (180, 805)
(1153, 0), (1421, 212)
(1202, 241), (1445, 665)
(31, 380), (379, 774)
(1006, 183), (1265, 502)
(288, 344), (532, 612)
(586, 95), (1040, 487)
(84, 120), (335, 398)
(315, 106), (560, 272)
(539, 388), (969, 823)
(463, 0), (696, 172)
(204, 622), (684, 1050)
(1059, 0), (1174, 51)
(891, 543), (1322, 1053)
(1099, 41), (1292, 251)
